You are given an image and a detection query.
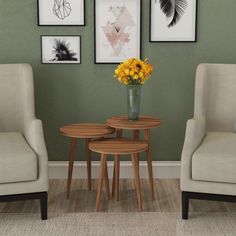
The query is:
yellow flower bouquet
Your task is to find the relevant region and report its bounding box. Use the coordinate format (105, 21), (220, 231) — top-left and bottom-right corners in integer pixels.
(114, 58), (153, 85)
(114, 58), (154, 120)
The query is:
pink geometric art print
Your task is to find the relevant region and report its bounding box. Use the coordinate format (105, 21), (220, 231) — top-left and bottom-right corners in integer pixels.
(102, 6), (135, 56)
(95, 0), (141, 63)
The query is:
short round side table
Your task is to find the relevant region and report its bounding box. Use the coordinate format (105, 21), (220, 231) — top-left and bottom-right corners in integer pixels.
(89, 138), (148, 211)
(106, 116), (161, 200)
(59, 123), (115, 198)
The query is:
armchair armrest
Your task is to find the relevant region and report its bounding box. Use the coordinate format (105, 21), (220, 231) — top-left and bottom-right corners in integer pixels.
(23, 118), (48, 183)
(181, 117), (206, 190)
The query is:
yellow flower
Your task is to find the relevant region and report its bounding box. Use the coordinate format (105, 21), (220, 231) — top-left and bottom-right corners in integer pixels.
(139, 72), (144, 78)
(114, 58), (153, 85)
(125, 69), (130, 76)
(130, 70), (134, 76)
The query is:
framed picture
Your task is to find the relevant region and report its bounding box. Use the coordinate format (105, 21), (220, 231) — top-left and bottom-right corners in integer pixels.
(150, 0), (197, 42)
(37, 0), (85, 26)
(94, 0), (142, 64)
(41, 36), (81, 64)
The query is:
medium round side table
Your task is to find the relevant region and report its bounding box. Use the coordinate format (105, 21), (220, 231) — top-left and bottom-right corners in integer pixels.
(106, 116), (161, 200)
(59, 123), (115, 198)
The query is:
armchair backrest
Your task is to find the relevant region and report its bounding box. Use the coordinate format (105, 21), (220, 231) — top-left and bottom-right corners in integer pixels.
(194, 64), (236, 131)
(0, 64), (35, 132)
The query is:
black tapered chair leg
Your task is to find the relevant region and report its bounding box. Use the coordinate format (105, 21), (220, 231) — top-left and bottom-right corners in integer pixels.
(40, 192), (48, 220)
(182, 191), (189, 220)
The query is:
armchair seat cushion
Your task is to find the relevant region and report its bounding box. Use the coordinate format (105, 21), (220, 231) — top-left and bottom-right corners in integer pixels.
(0, 132), (37, 184)
(192, 132), (236, 184)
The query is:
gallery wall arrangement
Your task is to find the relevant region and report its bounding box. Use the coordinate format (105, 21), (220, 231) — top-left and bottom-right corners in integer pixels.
(38, 0), (198, 65)
(2, 0), (236, 163)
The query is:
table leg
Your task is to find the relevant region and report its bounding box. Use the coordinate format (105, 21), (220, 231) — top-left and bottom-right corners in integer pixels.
(133, 130), (140, 140)
(131, 153), (143, 211)
(67, 138), (77, 199)
(133, 130), (140, 166)
(112, 129), (123, 200)
(86, 138), (92, 191)
(115, 156), (120, 201)
(144, 129), (155, 200)
(96, 154), (107, 211)
(104, 161), (110, 200)
(112, 163), (116, 198)
(116, 129), (123, 138)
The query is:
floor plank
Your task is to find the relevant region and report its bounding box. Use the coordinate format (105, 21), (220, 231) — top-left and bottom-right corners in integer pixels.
(0, 179), (235, 213)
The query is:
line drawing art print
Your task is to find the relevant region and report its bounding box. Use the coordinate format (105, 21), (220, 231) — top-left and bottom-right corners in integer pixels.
(150, 0), (197, 42)
(157, 0), (188, 28)
(38, 0), (84, 26)
(41, 36), (81, 64)
(95, 0), (141, 64)
(53, 0), (72, 20)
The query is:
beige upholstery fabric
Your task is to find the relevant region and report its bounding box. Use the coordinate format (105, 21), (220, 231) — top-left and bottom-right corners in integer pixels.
(0, 64), (48, 195)
(0, 133), (37, 184)
(181, 64), (236, 196)
(192, 132), (236, 184)
(194, 64), (236, 131)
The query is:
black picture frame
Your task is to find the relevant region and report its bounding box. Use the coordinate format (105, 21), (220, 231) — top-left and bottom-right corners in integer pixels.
(37, 0), (85, 26)
(149, 0), (198, 43)
(94, 0), (142, 64)
(41, 35), (82, 64)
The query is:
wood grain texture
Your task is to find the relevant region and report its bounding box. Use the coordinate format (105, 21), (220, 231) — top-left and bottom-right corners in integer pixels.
(86, 138), (92, 191)
(89, 138), (148, 155)
(96, 154), (107, 211)
(132, 154), (143, 211)
(60, 123), (115, 138)
(107, 116), (161, 130)
(67, 138), (77, 199)
(114, 156), (120, 201)
(104, 162), (110, 200)
(144, 129), (155, 200)
(112, 129), (123, 200)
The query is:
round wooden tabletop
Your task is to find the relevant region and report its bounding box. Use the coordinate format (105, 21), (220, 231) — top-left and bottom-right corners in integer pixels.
(89, 138), (148, 155)
(59, 123), (115, 138)
(106, 116), (161, 130)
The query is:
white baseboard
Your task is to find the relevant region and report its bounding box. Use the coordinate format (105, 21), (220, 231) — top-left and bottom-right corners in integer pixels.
(48, 161), (181, 179)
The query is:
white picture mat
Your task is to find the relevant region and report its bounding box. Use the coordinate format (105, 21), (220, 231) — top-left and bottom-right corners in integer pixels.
(151, 0), (196, 41)
(95, 0), (141, 63)
(38, 0), (84, 25)
(41, 36), (81, 64)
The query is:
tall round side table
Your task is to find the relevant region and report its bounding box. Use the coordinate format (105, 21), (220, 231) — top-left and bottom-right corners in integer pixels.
(106, 116), (161, 200)
(59, 123), (115, 198)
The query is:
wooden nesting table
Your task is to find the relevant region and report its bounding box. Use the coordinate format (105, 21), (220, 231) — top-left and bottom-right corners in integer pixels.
(59, 123), (114, 198)
(59, 116), (161, 211)
(106, 116), (161, 201)
(89, 138), (148, 211)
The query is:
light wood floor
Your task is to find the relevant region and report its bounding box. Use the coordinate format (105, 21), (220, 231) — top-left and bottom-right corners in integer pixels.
(0, 179), (236, 213)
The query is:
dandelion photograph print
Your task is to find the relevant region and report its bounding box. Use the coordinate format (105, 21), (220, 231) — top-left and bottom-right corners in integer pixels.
(41, 36), (81, 64)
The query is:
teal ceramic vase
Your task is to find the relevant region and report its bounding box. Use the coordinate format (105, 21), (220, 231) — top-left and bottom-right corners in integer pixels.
(127, 85), (141, 121)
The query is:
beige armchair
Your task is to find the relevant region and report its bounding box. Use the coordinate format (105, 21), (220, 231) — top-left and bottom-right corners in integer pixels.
(0, 64), (48, 220)
(181, 64), (236, 219)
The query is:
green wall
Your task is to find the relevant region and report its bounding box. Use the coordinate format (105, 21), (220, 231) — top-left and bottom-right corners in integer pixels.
(0, 0), (236, 161)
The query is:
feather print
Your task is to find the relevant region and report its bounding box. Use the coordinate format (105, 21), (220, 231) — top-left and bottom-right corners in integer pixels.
(158, 0), (188, 27)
